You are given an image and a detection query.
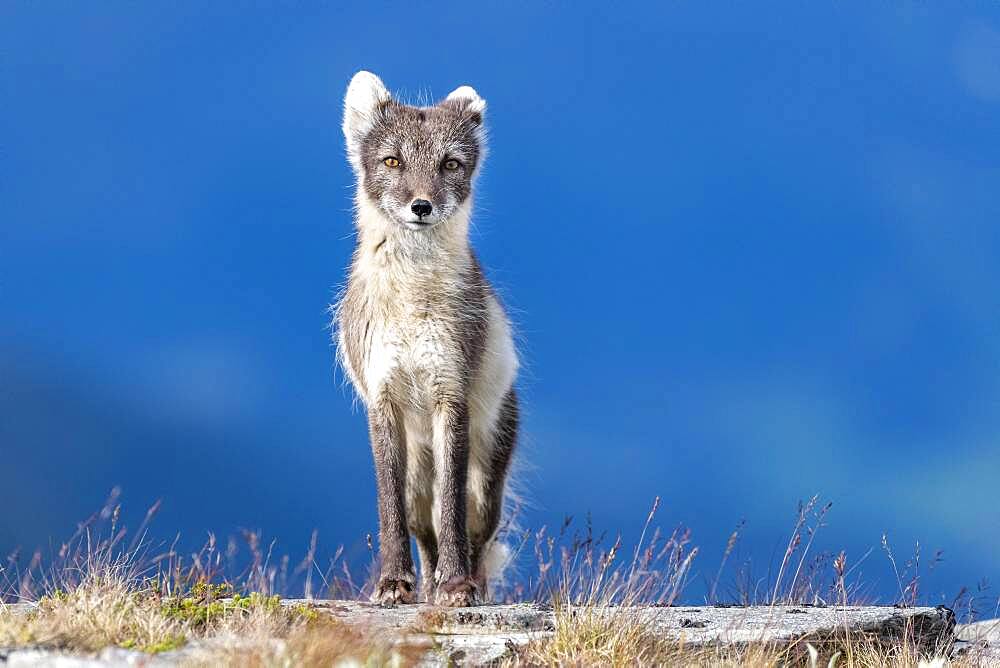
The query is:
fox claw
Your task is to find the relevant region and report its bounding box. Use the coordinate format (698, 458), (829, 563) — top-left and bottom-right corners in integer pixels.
(371, 578), (416, 606)
(434, 576), (479, 607)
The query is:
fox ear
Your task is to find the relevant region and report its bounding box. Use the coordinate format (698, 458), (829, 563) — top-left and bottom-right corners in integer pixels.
(343, 71), (391, 165)
(443, 85), (486, 123)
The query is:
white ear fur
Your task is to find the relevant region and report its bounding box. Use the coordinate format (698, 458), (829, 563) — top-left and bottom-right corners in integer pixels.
(343, 71), (390, 167)
(445, 85), (486, 115)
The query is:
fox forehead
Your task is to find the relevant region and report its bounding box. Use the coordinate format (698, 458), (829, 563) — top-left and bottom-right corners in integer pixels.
(360, 101), (482, 170)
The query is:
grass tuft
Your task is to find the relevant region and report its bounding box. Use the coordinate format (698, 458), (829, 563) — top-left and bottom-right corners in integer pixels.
(1, 490), (995, 665)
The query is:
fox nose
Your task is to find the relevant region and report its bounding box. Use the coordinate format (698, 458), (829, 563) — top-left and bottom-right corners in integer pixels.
(410, 199), (433, 218)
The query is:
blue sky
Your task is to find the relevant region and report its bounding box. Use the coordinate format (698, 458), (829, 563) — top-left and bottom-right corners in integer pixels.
(2, 3), (999, 605)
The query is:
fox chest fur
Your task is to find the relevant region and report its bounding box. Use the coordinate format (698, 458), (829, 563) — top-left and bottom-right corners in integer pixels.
(338, 238), (490, 410)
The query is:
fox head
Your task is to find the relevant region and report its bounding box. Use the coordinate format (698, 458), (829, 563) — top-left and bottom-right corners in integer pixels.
(343, 71), (487, 233)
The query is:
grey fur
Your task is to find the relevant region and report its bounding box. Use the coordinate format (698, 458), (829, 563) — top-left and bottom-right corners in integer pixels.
(334, 72), (518, 608)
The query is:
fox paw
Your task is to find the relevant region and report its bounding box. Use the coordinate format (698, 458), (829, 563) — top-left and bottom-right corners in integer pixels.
(371, 577), (415, 606)
(434, 576), (480, 607)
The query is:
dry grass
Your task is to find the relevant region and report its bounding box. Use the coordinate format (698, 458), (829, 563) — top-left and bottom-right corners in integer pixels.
(1, 491), (994, 666)
(178, 616), (414, 667)
(0, 579), (187, 654)
(0, 579), (409, 666)
(0, 491), (408, 665)
(499, 495), (978, 667)
(512, 604), (970, 667)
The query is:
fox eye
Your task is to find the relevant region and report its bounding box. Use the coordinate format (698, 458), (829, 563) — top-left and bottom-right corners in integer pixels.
(443, 158), (460, 171)
(383, 157), (401, 168)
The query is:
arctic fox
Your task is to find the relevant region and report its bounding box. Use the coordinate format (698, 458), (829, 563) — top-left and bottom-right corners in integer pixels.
(335, 71), (518, 607)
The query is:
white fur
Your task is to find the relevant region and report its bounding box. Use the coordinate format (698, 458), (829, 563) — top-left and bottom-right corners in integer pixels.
(343, 71), (391, 170)
(446, 85), (487, 115)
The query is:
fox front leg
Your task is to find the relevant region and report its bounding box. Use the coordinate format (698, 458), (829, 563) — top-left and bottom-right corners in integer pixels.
(368, 401), (416, 605)
(432, 399), (479, 607)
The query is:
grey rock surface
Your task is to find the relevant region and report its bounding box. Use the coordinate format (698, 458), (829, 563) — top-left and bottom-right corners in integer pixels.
(957, 618), (1000, 643)
(955, 619), (1000, 667)
(284, 601), (955, 664)
(0, 601), (958, 666)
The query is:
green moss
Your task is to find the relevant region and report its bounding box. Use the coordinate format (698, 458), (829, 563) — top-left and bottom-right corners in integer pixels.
(143, 634), (187, 654)
(160, 587), (282, 628)
(231, 592), (282, 613)
(190, 582), (234, 599)
(291, 603), (320, 623)
(119, 634), (187, 654)
(37, 588), (69, 609)
(161, 597), (219, 626)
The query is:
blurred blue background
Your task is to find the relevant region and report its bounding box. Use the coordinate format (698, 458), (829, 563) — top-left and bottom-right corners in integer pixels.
(3, 2), (999, 605)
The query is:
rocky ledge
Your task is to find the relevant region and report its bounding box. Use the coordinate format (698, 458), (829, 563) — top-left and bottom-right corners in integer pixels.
(2, 600), (991, 666)
(290, 601), (959, 664)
